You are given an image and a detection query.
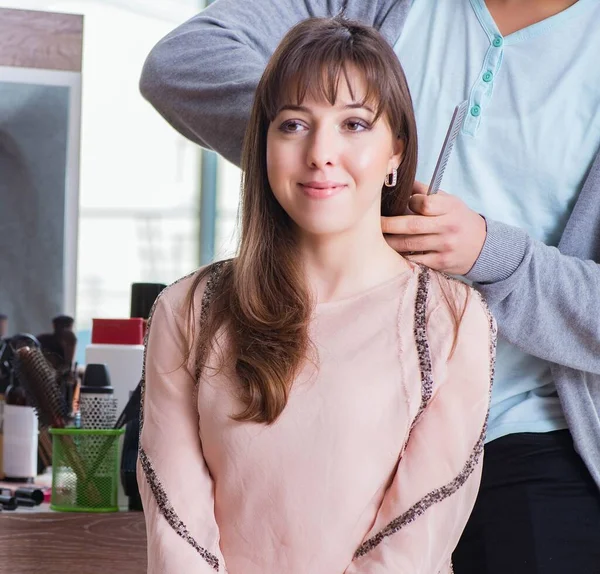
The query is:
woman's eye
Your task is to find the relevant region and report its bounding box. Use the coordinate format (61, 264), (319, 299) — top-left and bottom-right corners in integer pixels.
(344, 119), (371, 132)
(279, 120), (306, 133)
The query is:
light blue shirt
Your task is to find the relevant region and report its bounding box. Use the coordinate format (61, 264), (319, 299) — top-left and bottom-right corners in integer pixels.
(395, 0), (600, 442)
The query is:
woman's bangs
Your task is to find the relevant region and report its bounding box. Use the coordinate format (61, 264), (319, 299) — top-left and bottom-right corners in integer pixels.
(264, 51), (390, 123)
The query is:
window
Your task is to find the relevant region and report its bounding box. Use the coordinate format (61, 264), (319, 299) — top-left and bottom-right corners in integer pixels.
(1, 0), (247, 364)
(215, 157), (241, 260)
(0, 0), (203, 333)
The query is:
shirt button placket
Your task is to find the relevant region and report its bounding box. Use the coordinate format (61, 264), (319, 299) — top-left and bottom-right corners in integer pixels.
(464, 34), (503, 135)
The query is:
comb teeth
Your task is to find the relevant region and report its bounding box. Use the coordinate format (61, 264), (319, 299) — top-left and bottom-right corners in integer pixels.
(427, 100), (468, 195)
(13, 347), (68, 427)
(431, 156), (449, 192)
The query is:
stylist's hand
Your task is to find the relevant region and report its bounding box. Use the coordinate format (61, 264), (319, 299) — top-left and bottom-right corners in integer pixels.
(382, 182), (487, 275)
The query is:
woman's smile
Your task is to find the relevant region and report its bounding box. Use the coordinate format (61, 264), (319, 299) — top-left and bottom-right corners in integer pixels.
(298, 180), (348, 199)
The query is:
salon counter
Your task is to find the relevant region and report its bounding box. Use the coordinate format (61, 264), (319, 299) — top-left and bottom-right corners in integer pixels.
(0, 510), (147, 574)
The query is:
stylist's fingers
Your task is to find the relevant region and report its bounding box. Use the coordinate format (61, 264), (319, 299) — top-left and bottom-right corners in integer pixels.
(404, 251), (450, 269)
(409, 191), (451, 216)
(412, 180), (429, 195)
(385, 234), (440, 254)
(381, 214), (438, 236)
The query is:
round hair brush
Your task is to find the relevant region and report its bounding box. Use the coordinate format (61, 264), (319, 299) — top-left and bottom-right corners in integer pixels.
(13, 347), (100, 504)
(13, 346), (69, 428)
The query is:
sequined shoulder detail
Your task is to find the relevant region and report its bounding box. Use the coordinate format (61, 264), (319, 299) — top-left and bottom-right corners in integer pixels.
(353, 267), (497, 560)
(472, 288), (497, 395)
(412, 265), (435, 424)
(139, 262), (226, 427)
(138, 262), (226, 571)
(194, 260), (226, 383)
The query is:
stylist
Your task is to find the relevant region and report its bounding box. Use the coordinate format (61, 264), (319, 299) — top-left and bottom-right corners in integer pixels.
(139, 1), (600, 572)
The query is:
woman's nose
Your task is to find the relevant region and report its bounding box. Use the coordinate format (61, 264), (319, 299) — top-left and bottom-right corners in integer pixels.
(306, 127), (339, 169)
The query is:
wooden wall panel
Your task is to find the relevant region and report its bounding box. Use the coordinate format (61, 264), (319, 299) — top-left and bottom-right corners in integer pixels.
(0, 8), (83, 72)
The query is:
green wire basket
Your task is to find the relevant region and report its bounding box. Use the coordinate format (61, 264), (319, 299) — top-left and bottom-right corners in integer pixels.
(49, 427), (125, 513)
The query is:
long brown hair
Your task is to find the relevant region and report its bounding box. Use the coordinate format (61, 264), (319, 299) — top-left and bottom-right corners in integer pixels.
(186, 17), (454, 424)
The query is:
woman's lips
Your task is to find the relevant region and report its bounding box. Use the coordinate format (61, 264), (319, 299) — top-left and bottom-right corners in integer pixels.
(298, 181), (347, 199)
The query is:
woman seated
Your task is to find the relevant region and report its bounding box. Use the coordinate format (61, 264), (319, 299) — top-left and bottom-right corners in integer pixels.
(138, 16), (496, 574)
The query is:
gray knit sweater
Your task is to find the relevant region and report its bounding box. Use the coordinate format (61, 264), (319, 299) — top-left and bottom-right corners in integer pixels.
(139, 0), (600, 487)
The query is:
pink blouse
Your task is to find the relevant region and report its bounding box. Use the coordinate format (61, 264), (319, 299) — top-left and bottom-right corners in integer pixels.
(138, 262), (496, 574)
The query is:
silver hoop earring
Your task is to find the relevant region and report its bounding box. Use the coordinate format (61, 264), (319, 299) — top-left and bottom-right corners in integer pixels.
(384, 168), (398, 188)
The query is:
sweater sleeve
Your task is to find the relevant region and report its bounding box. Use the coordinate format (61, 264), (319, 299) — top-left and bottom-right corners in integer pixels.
(137, 289), (226, 573)
(345, 285), (496, 574)
(465, 216), (600, 374)
(139, 0), (410, 166)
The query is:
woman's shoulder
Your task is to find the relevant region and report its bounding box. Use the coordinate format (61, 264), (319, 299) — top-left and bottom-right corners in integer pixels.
(155, 260), (231, 323)
(427, 268), (493, 324)
(419, 268), (496, 398)
(424, 268), (496, 359)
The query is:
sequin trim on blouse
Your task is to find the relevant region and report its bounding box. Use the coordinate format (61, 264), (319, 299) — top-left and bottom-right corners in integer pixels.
(354, 270), (498, 560)
(138, 448), (219, 570)
(194, 260), (226, 383)
(138, 267), (201, 429)
(474, 289), (497, 392)
(354, 424), (487, 559)
(138, 262), (226, 571)
(412, 266), (434, 424)
(139, 263), (225, 428)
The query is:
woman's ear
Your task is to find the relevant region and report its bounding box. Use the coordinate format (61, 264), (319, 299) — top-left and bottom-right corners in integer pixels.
(389, 136), (405, 173)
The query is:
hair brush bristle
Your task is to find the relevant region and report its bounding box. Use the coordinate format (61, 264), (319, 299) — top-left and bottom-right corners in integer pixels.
(14, 346), (69, 427)
(14, 346), (101, 503)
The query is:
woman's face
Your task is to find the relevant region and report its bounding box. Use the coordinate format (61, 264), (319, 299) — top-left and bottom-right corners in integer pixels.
(266, 67), (404, 239)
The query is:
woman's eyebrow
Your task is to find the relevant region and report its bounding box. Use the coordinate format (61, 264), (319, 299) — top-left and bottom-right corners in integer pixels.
(343, 102), (375, 113)
(277, 104), (311, 113)
(277, 102), (375, 113)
